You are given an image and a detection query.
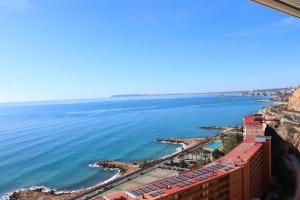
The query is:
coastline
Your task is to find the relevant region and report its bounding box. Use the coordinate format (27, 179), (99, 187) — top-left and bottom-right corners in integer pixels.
(158, 141), (186, 159)
(4, 137), (210, 200)
(89, 160), (140, 175)
(2, 169), (124, 200)
(3, 125), (240, 200)
(155, 137), (209, 149)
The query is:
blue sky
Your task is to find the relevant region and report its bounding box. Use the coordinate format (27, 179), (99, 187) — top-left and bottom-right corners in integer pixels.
(0, 0), (300, 102)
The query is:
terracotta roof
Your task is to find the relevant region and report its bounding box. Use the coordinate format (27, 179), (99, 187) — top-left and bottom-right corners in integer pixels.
(244, 115), (262, 124)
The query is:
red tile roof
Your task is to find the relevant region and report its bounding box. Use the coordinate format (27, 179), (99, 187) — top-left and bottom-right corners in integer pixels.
(244, 115), (262, 124)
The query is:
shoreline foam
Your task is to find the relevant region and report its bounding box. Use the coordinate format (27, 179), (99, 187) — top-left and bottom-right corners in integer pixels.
(157, 141), (186, 159)
(1, 139), (187, 200)
(2, 136), (210, 200)
(1, 167), (122, 200)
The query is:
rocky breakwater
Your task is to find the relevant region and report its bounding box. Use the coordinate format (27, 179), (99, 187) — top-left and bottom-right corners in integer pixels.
(7, 161), (140, 200)
(258, 85), (300, 152)
(155, 137), (210, 149)
(93, 160), (141, 175)
(7, 188), (80, 200)
(200, 125), (243, 134)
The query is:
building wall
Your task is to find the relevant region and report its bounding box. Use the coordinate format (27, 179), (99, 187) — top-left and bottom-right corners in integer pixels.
(263, 137), (272, 192)
(229, 169), (243, 200)
(243, 115), (264, 139)
(249, 147), (264, 198)
(242, 162), (250, 200)
(103, 135), (272, 200)
(244, 125), (264, 139)
(158, 175), (230, 200)
(151, 140), (271, 200)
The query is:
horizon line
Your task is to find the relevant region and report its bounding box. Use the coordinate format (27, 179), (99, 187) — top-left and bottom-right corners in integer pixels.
(0, 86), (293, 105)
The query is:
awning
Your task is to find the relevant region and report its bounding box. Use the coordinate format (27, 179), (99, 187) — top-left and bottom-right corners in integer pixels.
(253, 0), (300, 18)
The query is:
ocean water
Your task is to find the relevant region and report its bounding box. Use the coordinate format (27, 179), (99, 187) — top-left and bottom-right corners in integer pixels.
(0, 95), (271, 196)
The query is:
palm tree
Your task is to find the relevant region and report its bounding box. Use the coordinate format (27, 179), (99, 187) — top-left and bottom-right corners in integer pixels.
(203, 149), (211, 164)
(197, 147), (203, 162)
(212, 149), (224, 160)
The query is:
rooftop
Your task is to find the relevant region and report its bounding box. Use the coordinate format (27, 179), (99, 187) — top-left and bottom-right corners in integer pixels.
(244, 115), (263, 124)
(103, 138), (263, 200)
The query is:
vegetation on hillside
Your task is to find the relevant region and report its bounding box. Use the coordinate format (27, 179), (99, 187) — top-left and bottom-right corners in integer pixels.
(222, 133), (243, 154)
(212, 149), (225, 160)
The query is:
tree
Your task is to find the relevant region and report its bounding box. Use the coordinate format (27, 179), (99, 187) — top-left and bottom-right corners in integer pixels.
(212, 149), (224, 160)
(222, 133), (243, 154)
(203, 149), (211, 164)
(197, 148), (204, 163)
(180, 159), (187, 168)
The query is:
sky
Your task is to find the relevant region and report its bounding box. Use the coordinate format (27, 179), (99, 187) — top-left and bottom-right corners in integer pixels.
(0, 0), (300, 102)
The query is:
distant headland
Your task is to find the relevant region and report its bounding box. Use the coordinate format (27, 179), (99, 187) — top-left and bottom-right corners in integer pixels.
(110, 92), (241, 98)
(110, 87), (294, 98)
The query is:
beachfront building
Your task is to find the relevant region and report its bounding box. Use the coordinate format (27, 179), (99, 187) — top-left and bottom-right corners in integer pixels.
(243, 115), (264, 139)
(101, 135), (272, 200)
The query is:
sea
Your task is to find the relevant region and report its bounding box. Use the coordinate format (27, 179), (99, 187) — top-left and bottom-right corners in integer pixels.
(0, 94), (271, 197)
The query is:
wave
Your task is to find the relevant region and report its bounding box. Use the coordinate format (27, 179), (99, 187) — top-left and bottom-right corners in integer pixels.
(157, 140), (187, 149)
(154, 140), (186, 159)
(88, 163), (121, 172)
(99, 170), (121, 185)
(88, 163), (122, 177)
(1, 166), (122, 200)
(1, 186), (54, 200)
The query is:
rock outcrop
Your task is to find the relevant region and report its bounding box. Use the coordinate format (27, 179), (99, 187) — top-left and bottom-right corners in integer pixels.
(156, 137), (210, 149)
(200, 125), (243, 132)
(94, 160), (140, 175)
(259, 104), (300, 152)
(288, 86), (300, 112)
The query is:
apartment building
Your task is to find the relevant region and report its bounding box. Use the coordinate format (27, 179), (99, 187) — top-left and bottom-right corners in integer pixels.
(102, 135), (271, 200)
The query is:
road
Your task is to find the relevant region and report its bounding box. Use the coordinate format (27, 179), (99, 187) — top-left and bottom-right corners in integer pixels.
(73, 138), (214, 200)
(76, 166), (157, 200)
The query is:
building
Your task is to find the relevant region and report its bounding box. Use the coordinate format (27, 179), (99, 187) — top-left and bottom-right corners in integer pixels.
(102, 135), (271, 200)
(243, 115), (264, 139)
(252, 0), (300, 18)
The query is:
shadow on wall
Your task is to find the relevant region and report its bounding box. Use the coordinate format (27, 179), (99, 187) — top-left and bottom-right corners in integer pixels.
(265, 126), (297, 198)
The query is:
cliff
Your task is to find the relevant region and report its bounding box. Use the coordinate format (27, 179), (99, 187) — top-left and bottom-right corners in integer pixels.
(288, 86), (300, 112)
(258, 104), (300, 152)
(257, 86), (300, 152)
